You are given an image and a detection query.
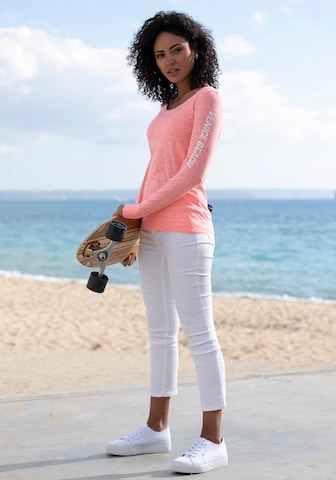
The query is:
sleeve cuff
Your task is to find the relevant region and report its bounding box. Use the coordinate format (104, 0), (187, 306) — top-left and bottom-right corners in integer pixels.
(122, 204), (142, 219)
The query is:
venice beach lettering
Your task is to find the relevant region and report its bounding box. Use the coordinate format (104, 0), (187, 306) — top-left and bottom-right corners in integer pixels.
(187, 111), (215, 168)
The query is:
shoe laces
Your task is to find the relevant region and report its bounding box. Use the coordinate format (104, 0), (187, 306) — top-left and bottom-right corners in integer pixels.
(182, 438), (208, 458)
(122, 425), (147, 442)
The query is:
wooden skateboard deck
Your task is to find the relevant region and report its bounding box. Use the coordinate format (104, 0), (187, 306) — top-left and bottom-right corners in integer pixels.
(76, 215), (141, 268)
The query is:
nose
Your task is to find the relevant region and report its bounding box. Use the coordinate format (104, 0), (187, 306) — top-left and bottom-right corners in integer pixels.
(166, 53), (175, 65)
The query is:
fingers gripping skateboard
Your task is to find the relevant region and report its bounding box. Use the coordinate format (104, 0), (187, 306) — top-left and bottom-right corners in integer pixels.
(87, 221), (127, 293)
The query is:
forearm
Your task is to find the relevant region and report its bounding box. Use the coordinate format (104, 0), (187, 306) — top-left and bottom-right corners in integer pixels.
(123, 91), (224, 219)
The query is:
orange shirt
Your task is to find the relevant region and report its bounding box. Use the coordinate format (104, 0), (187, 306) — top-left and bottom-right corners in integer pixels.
(123, 86), (224, 234)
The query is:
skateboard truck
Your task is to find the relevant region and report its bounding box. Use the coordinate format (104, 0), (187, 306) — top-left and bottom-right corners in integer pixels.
(86, 220), (127, 293)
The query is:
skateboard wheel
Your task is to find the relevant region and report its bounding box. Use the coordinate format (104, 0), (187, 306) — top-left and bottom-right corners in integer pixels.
(87, 271), (108, 293)
(106, 220), (127, 242)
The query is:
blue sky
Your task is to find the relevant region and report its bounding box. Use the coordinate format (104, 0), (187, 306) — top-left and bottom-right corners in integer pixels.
(0, 0), (335, 191)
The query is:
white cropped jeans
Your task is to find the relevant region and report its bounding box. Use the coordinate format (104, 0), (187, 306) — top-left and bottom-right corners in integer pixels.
(139, 230), (226, 412)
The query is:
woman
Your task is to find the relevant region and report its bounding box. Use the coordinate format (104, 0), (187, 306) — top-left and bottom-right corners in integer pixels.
(106, 11), (227, 474)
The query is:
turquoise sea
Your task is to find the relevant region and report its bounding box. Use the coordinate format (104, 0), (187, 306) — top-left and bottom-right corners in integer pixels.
(0, 195), (335, 302)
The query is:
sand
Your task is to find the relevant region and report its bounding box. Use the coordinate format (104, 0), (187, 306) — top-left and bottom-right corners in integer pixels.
(1, 277), (335, 397)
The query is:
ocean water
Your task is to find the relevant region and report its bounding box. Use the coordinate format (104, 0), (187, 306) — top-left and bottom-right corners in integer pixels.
(0, 197), (335, 302)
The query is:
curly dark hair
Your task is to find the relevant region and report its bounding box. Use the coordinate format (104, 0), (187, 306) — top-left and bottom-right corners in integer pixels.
(127, 11), (220, 104)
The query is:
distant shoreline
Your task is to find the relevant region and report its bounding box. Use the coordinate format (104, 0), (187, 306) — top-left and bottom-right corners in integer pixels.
(1, 271), (335, 305)
(0, 188), (334, 200)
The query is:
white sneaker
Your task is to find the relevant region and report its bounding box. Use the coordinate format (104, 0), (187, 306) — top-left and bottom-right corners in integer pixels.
(171, 437), (228, 474)
(106, 425), (171, 456)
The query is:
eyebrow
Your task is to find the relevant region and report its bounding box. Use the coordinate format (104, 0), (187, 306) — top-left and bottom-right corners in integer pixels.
(154, 43), (183, 54)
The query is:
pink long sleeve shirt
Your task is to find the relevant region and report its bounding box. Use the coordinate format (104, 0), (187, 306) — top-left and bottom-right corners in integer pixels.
(122, 86), (224, 234)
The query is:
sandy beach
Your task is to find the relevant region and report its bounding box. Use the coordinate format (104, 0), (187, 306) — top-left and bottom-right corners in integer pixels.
(1, 277), (335, 397)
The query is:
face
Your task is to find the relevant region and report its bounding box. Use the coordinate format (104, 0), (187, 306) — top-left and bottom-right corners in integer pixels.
(153, 31), (197, 87)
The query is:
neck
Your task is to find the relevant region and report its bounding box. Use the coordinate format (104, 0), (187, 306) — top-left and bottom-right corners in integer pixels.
(177, 89), (191, 98)
(175, 79), (192, 98)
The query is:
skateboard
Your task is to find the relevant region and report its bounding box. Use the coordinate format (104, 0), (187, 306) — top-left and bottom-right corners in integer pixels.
(76, 215), (141, 293)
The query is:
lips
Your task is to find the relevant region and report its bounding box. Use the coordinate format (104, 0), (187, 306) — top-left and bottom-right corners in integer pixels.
(167, 68), (179, 75)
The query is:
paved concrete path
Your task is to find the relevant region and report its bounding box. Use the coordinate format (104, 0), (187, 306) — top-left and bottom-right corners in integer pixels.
(1, 368), (335, 479)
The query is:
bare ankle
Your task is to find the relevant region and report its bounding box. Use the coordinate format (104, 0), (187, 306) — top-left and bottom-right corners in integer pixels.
(147, 396), (170, 432)
(147, 421), (168, 432)
(201, 409), (222, 444)
(201, 433), (222, 444)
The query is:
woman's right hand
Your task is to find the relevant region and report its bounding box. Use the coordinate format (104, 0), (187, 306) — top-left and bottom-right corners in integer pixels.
(121, 252), (137, 267)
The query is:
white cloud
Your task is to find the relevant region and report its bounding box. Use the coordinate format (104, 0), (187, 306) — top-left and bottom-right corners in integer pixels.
(0, 26), (151, 146)
(0, 26), (335, 191)
(5, 26), (333, 152)
(250, 11), (267, 26)
(0, 143), (21, 155)
(220, 71), (336, 142)
(218, 35), (254, 55)
(0, 26), (132, 84)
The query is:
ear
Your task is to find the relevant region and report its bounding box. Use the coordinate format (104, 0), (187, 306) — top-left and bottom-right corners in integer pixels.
(190, 41), (198, 61)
